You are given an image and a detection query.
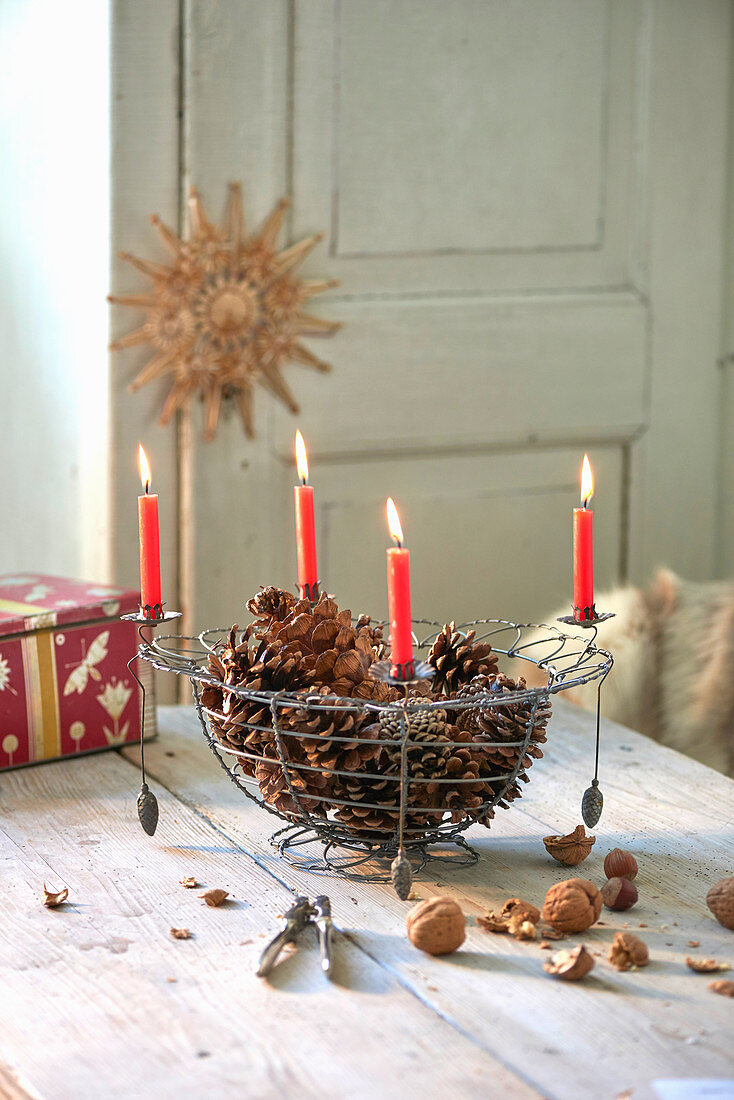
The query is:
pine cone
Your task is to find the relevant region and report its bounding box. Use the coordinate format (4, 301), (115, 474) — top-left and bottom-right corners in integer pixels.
(280, 688), (382, 776)
(246, 586), (298, 633)
(254, 741), (328, 821)
(455, 673), (551, 747)
(427, 622), (498, 695)
(378, 705), (453, 778)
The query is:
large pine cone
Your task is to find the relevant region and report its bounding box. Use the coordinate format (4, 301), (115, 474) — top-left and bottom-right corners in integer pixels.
(332, 765), (442, 838)
(280, 688), (382, 776)
(427, 622), (498, 695)
(254, 741), (328, 821)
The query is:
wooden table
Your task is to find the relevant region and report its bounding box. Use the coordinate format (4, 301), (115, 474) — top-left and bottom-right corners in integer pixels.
(1, 700), (733, 1100)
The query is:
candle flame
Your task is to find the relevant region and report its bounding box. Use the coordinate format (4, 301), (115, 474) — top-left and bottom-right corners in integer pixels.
(138, 444), (151, 493)
(386, 497), (403, 547)
(295, 430), (309, 484)
(580, 453), (594, 507)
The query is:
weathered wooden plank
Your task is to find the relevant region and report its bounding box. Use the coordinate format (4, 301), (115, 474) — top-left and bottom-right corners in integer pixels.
(0, 744), (536, 1100)
(122, 701), (734, 1100)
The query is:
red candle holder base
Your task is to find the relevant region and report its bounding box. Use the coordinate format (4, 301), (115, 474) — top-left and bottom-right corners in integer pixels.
(369, 658), (435, 685)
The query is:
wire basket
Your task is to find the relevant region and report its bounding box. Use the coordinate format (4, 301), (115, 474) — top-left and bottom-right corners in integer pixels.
(137, 617), (612, 882)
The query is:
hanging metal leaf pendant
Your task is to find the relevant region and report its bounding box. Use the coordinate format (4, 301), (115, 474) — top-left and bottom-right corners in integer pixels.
(390, 849), (413, 900)
(581, 780), (603, 829)
(137, 782), (159, 836)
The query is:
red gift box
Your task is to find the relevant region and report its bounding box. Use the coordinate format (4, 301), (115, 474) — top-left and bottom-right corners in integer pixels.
(0, 574), (155, 770)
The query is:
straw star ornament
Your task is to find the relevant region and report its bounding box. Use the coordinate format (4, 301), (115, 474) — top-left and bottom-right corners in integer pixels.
(109, 184), (341, 440)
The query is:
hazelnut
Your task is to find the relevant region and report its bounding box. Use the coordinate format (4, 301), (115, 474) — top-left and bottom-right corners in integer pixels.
(543, 944), (595, 981)
(500, 898), (541, 925)
(406, 897), (466, 956)
(543, 824), (596, 866)
(601, 877), (638, 912)
(706, 877), (734, 930)
(541, 878), (602, 933)
(608, 931), (649, 971)
(603, 848), (638, 881)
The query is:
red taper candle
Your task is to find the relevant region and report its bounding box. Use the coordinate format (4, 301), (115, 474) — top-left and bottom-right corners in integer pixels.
(386, 497), (413, 671)
(573, 454), (594, 620)
(137, 444), (162, 615)
(294, 431), (318, 599)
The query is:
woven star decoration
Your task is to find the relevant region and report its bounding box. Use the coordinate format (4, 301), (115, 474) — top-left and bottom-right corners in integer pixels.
(108, 183), (341, 440)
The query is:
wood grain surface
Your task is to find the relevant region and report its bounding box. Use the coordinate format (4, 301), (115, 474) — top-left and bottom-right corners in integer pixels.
(0, 700), (732, 1099)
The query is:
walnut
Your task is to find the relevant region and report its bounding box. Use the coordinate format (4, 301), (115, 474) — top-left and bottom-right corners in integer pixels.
(200, 888), (229, 907)
(179, 876), (199, 888)
(406, 897), (466, 956)
(541, 878), (602, 933)
(603, 848), (638, 880)
(477, 912), (509, 934)
(601, 877), (638, 912)
(708, 979), (734, 997)
(543, 944), (595, 980)
(706, 877), (734, 930)
(543, 825), (595, 866)
(608, 932), (649, 971)
(500, 898), (541, 925)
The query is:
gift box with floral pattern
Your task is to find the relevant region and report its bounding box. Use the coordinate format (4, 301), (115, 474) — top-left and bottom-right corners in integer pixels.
(0, 574), (155, 770)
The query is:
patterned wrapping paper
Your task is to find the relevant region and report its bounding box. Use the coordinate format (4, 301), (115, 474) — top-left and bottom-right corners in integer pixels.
(0, 574), (156, 770)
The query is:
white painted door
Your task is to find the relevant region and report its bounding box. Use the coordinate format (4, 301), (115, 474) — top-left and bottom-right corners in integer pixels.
(110, 1), (731, 639)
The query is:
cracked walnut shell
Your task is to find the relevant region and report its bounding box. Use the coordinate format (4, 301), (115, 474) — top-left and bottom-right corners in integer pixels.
(406, 897), (466, 956)
(706, 877), (734, 930)
(543, 944), (595, 981)
(608, 932), (649, 971)
(543, 825), (595, 866)
(541, 878), (602, 933)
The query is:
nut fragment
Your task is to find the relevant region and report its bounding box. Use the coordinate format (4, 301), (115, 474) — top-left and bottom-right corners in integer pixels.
(708, 979), (734, 997)
(603, 848), (638, 881)
(179, 876), (198, 888)
(543, 824), (596, 866)
(510, 918), (536, 941)
(500, 898), (541, 925)
(170, 927), (192, 939)
(542, 878), (602, 933)
(200, 888), (229, 907)
(42, 884), (69, 908)
(608, 932), (649, 971)
(476, 912), (509, 934)
(406, 897), (466, 956)
(601, 877), (638, 912)
(543, 944), (595, 980)
(686, 956), (730, 973)
(706, 878), (734, 930)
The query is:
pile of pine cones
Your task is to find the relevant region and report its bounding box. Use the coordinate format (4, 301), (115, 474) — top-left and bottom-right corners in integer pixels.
(200, 587), (551, 840)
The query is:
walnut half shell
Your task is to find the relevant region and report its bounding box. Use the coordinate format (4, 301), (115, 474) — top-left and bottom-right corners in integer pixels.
(543, 824), (596, 867)
(543, 944), (595, 981)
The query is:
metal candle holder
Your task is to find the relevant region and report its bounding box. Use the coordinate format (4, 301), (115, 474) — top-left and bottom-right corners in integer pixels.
(122, 608), (182, 836)
(557, 606), (616, 828)
(134, 616), (613, 894)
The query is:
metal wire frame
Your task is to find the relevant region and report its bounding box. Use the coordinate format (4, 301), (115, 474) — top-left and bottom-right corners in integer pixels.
(136, 618), (613, 880)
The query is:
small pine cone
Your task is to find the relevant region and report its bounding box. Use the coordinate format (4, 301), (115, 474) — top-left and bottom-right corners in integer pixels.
(378, 705), (453, 779)
(427, 622), (498, 695)
(351, 677), (401, 704)
(439, 735), (487, 822)
(246, 586), (298, 632)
